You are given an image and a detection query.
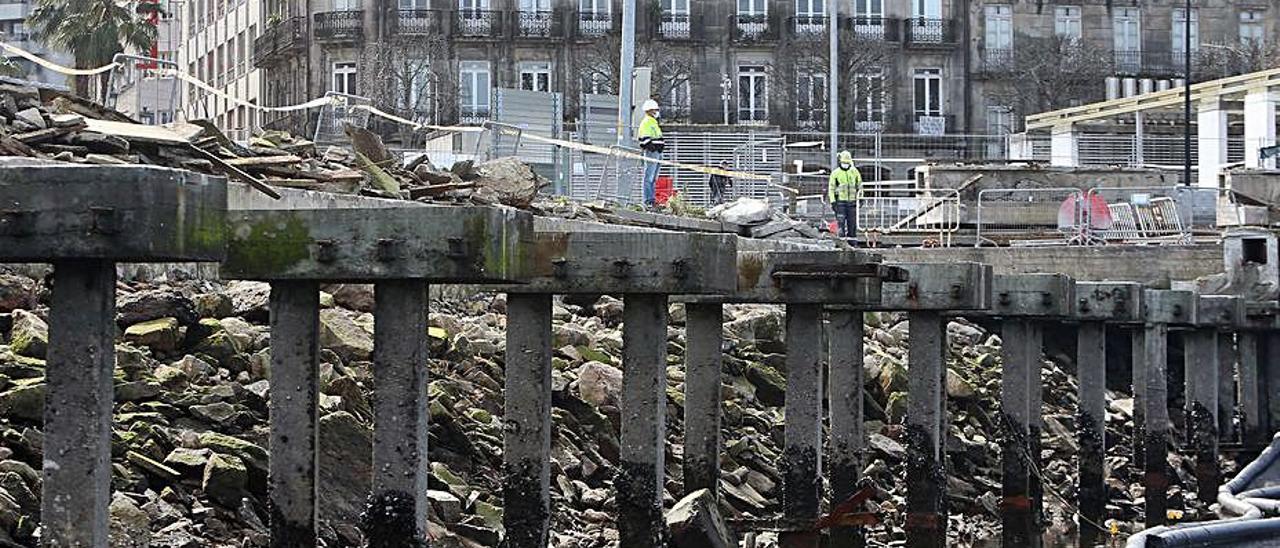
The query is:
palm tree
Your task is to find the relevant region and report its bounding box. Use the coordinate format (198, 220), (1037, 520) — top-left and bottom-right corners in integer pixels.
(28, 0), (160, 99)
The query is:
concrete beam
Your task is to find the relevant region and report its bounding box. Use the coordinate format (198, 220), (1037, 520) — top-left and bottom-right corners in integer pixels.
(1198, 98), (1229, 188)
(1000, 319), (1043, 548)
(1238, 332), (1267, 446)
(1244, 90), (1278, 169)
(875, 263), (993, 311)
(223, 206), (533, 282)
(1073, 282), (1144, 322)
(781, 304), (824, 548)
(507, 231), (738, 295)
(1138, 322), (1171, 528)
(1076, 321), (1107, 548)
(1144, 289), (1199, 326)
(1218, 333), (1238, 441)
(0, 161), (226, 262)
(1185, 328), (1220, 503)
(875, 245), (1223, 284)
(683, 303), (723, 498)
(1196, 296), (1245, 329)
(691, 250), (901, 305)
(979, 273), (1075, 318)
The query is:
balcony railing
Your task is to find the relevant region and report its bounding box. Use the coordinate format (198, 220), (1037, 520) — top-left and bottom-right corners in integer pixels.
(738, 106), (769, 124)
(658, 11), (693, 39)
(252, 16), (306, 67)
(731, 13), (779, 42)
(459, 105), (490, 125)
(911, 113), (956, 135)
(797, 108), (830, 130)
(395, 9), (448, 35)
(847, 16), (899, 42)
(789, 14), (828, 40)
(903, 18), (956, 47)
(516, 10), (563, 39)
(574, 10), (616, 38)
(314, 10), (363, 41)
(977, 48), (1015, 74)
(455, 9), (504, 39)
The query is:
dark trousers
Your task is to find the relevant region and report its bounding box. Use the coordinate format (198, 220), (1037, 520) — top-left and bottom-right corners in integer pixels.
(709, 178), (727, 205)
(833, 201), (857, 239)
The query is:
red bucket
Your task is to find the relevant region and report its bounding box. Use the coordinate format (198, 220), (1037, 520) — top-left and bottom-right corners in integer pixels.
(655, 176), (675, 205)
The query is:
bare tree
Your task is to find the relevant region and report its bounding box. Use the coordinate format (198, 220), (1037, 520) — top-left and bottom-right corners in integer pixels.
(1195, 40), (1280, 81)
(773, 31), (898, 131)
(359, 35), (456, 139)
(573, 36), (693, 120)
(983, 35), (1113, 126)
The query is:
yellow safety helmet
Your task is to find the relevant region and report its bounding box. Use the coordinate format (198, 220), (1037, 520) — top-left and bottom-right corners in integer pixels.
(838, 150), (853, 164)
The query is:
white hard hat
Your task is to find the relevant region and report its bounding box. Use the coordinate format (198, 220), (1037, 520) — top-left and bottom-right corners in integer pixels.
(643, 99), (660, 112)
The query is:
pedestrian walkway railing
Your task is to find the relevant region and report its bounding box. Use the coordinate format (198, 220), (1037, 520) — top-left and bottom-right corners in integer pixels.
(856, 184), (961, 245)
(975, 188), (1087, 247)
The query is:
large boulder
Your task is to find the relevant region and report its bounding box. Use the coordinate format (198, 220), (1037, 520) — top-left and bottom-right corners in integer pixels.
(320, 309), (374, 363)
(117, 289), (198, 326)
(709, 198), (772, 225)
(0, 275), (37, 313)
(318, 411), (372, 526)
(9, 310), (47, 359)
(202, 453), (248, 507)
(0, 382), (45, 421)
(225, 281), (271, 322)
(123, 317), (182, 353)
(472, 157), (542, 208)
(576, 361), (622, 407)
(108, 493), (151, 548)
(325, 284), (375, 313)
(667, 489), (736, 548)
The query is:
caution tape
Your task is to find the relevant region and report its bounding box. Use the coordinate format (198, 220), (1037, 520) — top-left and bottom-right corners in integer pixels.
(0, 42), (119, 75)
(0, 40), (773, 182)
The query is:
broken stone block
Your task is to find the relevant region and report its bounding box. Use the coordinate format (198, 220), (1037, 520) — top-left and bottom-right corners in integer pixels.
(667, 488), (736, 548)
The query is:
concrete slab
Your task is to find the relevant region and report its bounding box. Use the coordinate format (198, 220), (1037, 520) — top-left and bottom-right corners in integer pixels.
(0, 160), (226, 262)
(507, 231), (737, 295)
(875, 245), (1222, 283)
(1144, 289), (1199, 325)
(222, 206), (533, 282)
(1073, 282), (1144, 322)
(1197, 296), (1245, 328)
(976, 273), (1075, 318)
(874, 263), (993, 311)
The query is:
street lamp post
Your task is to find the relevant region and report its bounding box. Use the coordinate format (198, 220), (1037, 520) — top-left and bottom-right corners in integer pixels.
(1183, 0), (1192, 187)
(721, 73), (732, 125)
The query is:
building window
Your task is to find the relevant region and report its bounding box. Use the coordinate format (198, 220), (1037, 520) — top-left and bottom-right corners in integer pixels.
(986, 105), (1013, 135)
(660, 0), (690, 38)
(737, 64), (768, 123)
(913, 0), (940, 19)
(334, 0), (360, 10)
(795, 0), (825, 35)
(795, 72), (827, 129)
(459, 60), (491, 122)
(1113, 7), (1141, 73)
(581, 72), (612, 95)
(519, 61), (552, 92)
(1240, 10), (1265, 45)
(854, 0), (884, 38)
(854, 68), (885, 132)
(736, 0), (768, 39)
(913, 67), (944, 134)
(1054, 6), (1081, 40)
(401, 0), (429, 7)
(984, 4), (1013, 56)
(579, 0), (612, 36)
(332, 61), (357, 95)
(399, 59), (433, 120)
(1172, 8), (1198, 54)
(662, 80), (691, 121)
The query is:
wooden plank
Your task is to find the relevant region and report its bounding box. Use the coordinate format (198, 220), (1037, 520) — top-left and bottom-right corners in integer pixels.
(82, 119), (204, 145)
(224, 155), (303, 168)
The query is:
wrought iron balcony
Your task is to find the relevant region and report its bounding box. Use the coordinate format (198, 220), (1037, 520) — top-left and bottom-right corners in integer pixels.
(252, 16), (306, 67)
(454, 9), (504, 40)
(977, 47), (1015, 75)
(654, 11), (702, 41)
(796, 108), (830, 130)
(789, 14), (828, 40)
(846, 16), (900, 42)
(574, 10), (617, 38)
(516, 9), (564, 39)
(903, 18), (957, 48)
(459, 105), (490, 125)
(314, 10), (363, 41)
(731, 13), (780, 42)
(395, 9), (448, 36)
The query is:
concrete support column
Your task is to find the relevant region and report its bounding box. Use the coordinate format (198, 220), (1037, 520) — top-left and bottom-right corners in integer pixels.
(503, 293), (554, 547)
(268, 281), (322, 548)
(617, 294), (670, 547)
(1244, 90), (1278, 169)
(683, 303), (723, 498)
(1135, 111), (1146, 166)
(1076, 322), (1107, 548)
(1265, 333), (1280, 439)
(42, 260), (117, 547)
(1140, 323), (1170, 528)
(1197, 98), (1229, 188)
(1132, 327), (1147, 469)
(1184, 328), (1220, 504)
(781, 304), (825, 548)
(1238, 332), (1266, 446)
(905, 311), (947, 548)
(1218, 333), (1238, 442)
(828, 308), (866, 548)
(1000, 320), (1043, 548)
(1050, 123), (1080, 167)
(370, 281), (431, 546)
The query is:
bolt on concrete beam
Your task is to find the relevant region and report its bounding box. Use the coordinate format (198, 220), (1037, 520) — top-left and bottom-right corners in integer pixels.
(1073, 282), (1144, 323)
(875, 263), (993, 312)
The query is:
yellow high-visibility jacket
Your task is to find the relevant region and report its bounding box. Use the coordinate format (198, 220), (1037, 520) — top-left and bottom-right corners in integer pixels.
(638, 115), (665, 152)
(829, 166), (863, 202)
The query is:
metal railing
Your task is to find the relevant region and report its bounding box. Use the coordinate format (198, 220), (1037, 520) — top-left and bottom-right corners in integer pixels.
(313, 92), (371, 146)
(574, 10), (615, 38)
(395, 9), (448, 35)
(903, 18), (955, 47)
(252, 16), (306, 67)
(516, 10), (562, 38)
(731, 13), (779, 42)
(657, 12), (693, 39)
(455, 9), (504, 39)
(313, 10), (363, 41)
(975, 188), (1088, 247)
(977, 48), (1015, 75)
(847, 16), (899, 42)
(856, 185), (961, 244)
(789, 14), (828, 40)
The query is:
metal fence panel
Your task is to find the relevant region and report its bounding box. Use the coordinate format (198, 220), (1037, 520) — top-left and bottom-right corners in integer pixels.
(314, 92), (372, 146)
(856, 185), (960, 245)
(975, 188), (1086, 247)
(492, 87), (563, 166)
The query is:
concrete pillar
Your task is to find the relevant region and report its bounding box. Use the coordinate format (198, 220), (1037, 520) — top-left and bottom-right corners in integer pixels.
(1265, 333), (1280, 439)
(1076, 322), (1107, 548)
(905, 311), (947, 548)
(1197, 98), (1228, 188)
(1140, 323), (1170, 528)
(1000, 320), (1042, 548)
(828, 308), (866, 548)
(781, 304), (825, 548)
(1050, 123), (1080, 167)
(1184, 328), (1220, 504)
(616, 294), (670, 547)
(42, 260), (117, 547)
(268, 281), (321, 547)
(1239, 332), (1266, 446)
(370, 281), (431, 547)
(1135, 111), (1146, 166)
(1218, 333), (1238, 442)
(1132, 327), (1147, 469)
(1244, 90), (1278, 169)
(503, 293), (554, 547)
(683, 303), (723, 498)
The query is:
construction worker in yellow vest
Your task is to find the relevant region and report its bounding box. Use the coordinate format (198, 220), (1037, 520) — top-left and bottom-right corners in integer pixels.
(828, 150), (863, 240)
(637, 99), (665, 208)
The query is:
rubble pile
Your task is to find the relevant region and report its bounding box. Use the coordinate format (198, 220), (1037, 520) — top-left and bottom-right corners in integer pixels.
(708, 199), (826, 240)
(0, 268), (1219, 547)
